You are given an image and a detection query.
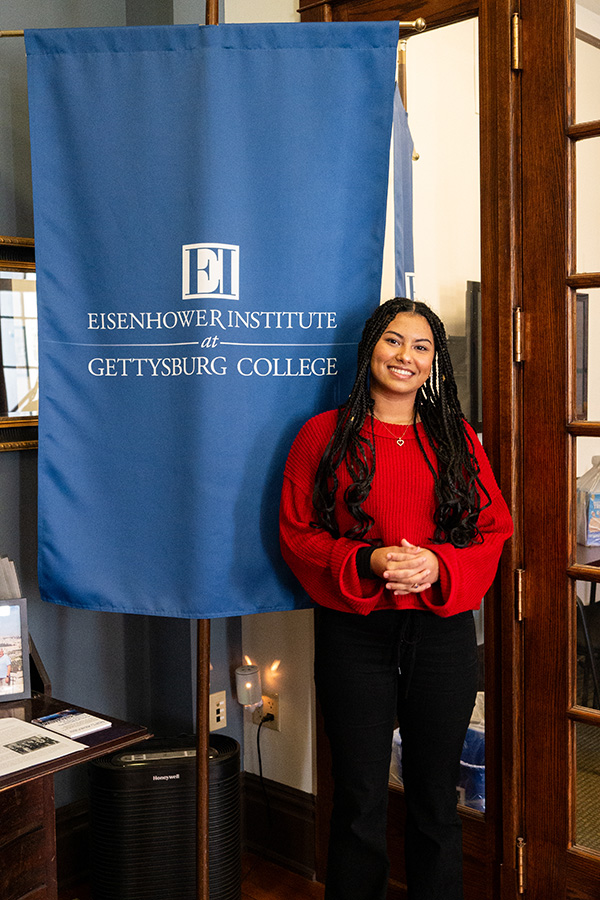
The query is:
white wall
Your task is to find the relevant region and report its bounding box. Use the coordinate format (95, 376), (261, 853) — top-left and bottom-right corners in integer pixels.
(225, 0), (299, 22)
(172, 1), (299, 25)
(408, 19), (480, 335)
(381, 19), (481, 324)
(242, 610), (316, 794)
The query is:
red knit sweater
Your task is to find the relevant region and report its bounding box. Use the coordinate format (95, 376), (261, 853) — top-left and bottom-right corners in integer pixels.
(279, 410), (513, 617)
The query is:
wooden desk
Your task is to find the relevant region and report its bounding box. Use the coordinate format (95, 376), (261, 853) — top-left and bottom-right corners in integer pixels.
(0, 692), (149, 900)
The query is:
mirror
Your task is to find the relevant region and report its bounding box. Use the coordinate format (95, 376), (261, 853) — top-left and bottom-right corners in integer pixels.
(0, 236), (38, 451)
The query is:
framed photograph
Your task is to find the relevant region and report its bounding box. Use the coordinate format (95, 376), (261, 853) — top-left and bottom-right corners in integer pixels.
(0, 236), (38, 452)
(0, 598), (31, 702)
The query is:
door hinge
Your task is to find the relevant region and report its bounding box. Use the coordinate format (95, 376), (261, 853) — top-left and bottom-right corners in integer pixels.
(512, 13), (522, 71)
(514, 306), (524, 362)
(516, 568), (525, 621)
(517, 836), (527, 893)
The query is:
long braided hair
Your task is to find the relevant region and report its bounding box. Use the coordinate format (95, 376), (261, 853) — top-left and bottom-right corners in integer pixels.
(312, 298), (491, 549)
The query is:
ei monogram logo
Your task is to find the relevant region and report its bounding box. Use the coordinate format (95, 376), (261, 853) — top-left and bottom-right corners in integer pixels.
(182, 243), (240, 301)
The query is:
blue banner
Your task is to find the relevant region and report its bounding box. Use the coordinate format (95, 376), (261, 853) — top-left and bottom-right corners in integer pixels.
(26, 23), (399, 618)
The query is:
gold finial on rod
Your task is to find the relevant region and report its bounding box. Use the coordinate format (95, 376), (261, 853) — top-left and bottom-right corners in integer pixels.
(0, 30), (25, 38)
(399, 18), (426, 34)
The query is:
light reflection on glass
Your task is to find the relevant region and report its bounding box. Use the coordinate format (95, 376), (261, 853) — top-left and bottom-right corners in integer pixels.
(0, 272), (38, 417)
(576, 723), (600, 850)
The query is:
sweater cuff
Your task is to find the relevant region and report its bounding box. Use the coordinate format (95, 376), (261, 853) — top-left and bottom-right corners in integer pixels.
(355, 546), (376, 579)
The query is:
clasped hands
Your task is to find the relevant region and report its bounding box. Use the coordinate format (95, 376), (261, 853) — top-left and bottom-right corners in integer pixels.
(369, 538), (439, 595)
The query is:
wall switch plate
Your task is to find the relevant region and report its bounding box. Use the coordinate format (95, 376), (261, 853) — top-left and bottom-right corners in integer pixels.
(209, 690), (227, 731)
(252, 692), (280, 731)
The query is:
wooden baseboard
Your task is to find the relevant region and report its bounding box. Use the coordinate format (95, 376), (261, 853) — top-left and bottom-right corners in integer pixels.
(56, 775), (317, 888)
(242, 772), (316, 880)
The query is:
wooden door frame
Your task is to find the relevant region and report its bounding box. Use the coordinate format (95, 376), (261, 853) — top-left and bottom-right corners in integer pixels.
(300, 1), (524, 897)
(479, 0), (525, 897)
(519, 0), (577, 897)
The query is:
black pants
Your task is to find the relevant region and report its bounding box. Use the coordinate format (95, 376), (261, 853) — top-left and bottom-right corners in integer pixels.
(314, 607), (478, 900)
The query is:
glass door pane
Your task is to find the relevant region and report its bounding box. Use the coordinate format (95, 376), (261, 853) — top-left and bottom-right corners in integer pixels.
(571, 6), (600, 865)
(576, 722), (600, 848)
(575, 580), (600, 710)
(576, 3), (600, 124)
(576, 437), (600, 555)
(576, 139), (600, 272)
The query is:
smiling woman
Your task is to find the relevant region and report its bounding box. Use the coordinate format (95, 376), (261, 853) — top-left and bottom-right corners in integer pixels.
(279, 296), (513, 900)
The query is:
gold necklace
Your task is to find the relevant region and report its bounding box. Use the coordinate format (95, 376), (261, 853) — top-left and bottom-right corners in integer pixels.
(373, 414), (412, 447)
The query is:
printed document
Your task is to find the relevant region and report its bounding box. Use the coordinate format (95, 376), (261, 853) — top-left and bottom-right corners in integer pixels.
(0, 717), (86, 777)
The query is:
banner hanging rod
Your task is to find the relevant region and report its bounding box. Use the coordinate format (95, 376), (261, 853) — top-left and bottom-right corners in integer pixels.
(1, 18), (427, 38)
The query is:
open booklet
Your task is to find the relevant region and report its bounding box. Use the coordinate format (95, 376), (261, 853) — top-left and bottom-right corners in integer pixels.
(0, 717), (87, 778)
(32, 708), (111, 738)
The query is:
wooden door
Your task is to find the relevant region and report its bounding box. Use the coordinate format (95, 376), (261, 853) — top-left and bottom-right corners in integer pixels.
(300, 2), (522, 898)
(519, 0), (600, 896)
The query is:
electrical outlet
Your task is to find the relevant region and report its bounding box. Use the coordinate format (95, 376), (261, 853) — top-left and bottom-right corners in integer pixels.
(252, 691), (280, 731)
(209, 690), (227, 731)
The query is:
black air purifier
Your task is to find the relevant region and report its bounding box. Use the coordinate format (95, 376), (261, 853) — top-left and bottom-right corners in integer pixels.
(88, 734), (240, 900)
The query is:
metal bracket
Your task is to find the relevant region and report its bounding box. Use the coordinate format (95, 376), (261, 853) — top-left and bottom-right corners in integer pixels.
(512, 13), (523, 71)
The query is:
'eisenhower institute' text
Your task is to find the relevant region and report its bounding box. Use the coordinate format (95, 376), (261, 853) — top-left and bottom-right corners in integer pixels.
(87, 309), (338, 331)
(86, 308), (341, 378)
